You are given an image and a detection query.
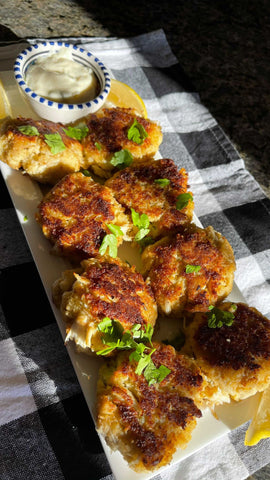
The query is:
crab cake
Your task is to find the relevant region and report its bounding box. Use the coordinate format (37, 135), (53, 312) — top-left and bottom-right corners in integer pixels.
(96, 342), (203, 472)
(141, 224), (235, 316)
(52, 256), (158, 354)
(105, 158), (194, 239)
(81, 107), (163, 177)
(36, 172), (132, 261)
(182, 302), (270, 405)
(0, 116), (83, 184)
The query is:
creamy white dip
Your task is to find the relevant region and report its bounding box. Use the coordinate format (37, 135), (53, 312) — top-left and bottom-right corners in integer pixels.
(25, 47), (99, 103)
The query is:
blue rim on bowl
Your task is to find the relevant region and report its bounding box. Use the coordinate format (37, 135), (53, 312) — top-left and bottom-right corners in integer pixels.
(13, 41), (111, 122)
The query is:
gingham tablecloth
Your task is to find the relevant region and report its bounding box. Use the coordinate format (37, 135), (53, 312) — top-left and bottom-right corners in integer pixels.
(0, 29), (270, 480)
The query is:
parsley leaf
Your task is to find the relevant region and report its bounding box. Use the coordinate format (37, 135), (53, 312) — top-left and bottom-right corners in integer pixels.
(176, 192), (193, 210)
(131, 208), (150, 242)
(127, 119), (148, 144)
(144, 361), (171, 385)
(185, 264), (201, 274)
(44, 132), (66, 154)
(17, 125), (39, 136)
(81, 169), (92, 177)
(99, 234), (118, 258)
(154, 178), (170, 187)
(207, 305), (237, 328)
(110, 149), (133, 169)
(63, 125), (89, 141)
(95, 141), (102, 151)
(106, 224), (124, 237)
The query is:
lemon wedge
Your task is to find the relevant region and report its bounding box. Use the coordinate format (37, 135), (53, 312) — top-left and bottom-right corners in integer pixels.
(106, 79), (147, 118)
(244, 385), (270, 446)
(0, 78), (11, 118)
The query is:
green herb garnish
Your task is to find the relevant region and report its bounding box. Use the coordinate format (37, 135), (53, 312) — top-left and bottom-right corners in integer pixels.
(207, 304), (237, 328)
(63, 125), (89, 141)
(176, 192), (193, 210)
(97, 318), (170, 385)
(99, 224), (124, 258)
(94, 141), (102, 151)
(154, 178), (170, 187)
(110, 149), (133, 169)
(127, 119), (148, 144)
(99, 234), (118, 258)
(81, 169), (92, 177)
(44, 132), (66, 154)
(185, 264), (201, 274)
(17, 125), (39, 136)
(131, 208), (150, 242)
(23, 215), (28, 222)
(106, 224), (124, 237)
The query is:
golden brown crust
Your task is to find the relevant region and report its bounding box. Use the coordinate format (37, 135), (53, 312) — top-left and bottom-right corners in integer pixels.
(36, 172), (132, 261)
(105, 158), (194, 238)
(0, 116), (83, 183)
(81, 107), (163, 177)
(182, 302), (270, 403)
(141, 224), (235, 315)
(52, 256), (157, 353)
(96, 342), (203, 471)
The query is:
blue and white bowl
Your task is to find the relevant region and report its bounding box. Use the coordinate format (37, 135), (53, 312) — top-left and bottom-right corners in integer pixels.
(14, 41), (111, 123)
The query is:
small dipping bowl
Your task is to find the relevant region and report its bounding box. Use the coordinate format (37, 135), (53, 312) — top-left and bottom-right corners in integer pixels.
(14, 41), (111, 123)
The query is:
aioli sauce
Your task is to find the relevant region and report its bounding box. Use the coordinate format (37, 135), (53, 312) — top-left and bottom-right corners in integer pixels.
(25, 47), (99, 103)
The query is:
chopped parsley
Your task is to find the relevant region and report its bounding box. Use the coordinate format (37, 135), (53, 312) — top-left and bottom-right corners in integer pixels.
(131, 208), (150, 242)
(110, 149), (133, 169)
(94, 141), (102, 151)
(63, 124), (89, 141)
(207, 304), (237, 328)
(127, 119), (148, 144)
(176, 192), (193, 210)
(81, 169), (92, 177)
(97, 318), (170, 385)
(17, 125), (39, 136)
(185, 264), (201, 274)
(154, 178), (170, 187)
(44, 132), (66, 154)
(99, 224), (124, 258)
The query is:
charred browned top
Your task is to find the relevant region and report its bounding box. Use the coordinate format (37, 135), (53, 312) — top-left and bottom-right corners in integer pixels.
(105, 158), (193, 236)
(146, 226), (234, 312)
(81, 258), (155, 329)
(104, 343), (202, 468)
(83, 107), (160, 153)
(37, 172), (120, 259)
(194, 303), (270, 370)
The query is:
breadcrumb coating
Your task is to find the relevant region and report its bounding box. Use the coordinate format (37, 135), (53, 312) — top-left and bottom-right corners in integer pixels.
(52, 255), (157, 354)
(97, 342), (204, 471)
(36, 172), (133, 261)
(141, 224), (235, 315)
(182, 302), (270, 404)
(105, 158), (194, 239)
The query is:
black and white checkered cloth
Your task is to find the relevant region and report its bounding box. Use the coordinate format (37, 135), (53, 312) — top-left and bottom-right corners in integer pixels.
(1, 29), (270, 480)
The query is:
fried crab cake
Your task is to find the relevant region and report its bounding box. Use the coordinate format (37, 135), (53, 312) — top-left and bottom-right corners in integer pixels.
(182, 302), (270, 405)
(52, 256), (158, 354)
(141, 224), (235, 315)
(96, 342), (204, 472)
(105, 158), (194, 239)
(36, 172), (133, 261)
(81, 107), (163, 177)
(0, 116), (83, 184)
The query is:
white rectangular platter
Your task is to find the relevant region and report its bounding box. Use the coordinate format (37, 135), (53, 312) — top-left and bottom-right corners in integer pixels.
(0, 70), (257, 480)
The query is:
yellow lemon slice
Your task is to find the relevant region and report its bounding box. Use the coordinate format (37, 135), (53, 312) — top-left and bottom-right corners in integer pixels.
(245, 385), (270, 446)
(106, 79), (147, 118)
(0, 78), (11, 119)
